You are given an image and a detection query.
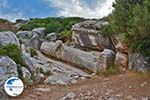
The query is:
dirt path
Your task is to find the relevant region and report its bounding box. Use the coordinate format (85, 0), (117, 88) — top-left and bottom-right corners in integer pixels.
(13, 72), (150, 100)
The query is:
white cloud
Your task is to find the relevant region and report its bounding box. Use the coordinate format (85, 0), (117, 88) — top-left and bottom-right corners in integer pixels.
(0, 12), (26, 22)
(44, 0), (115, 18)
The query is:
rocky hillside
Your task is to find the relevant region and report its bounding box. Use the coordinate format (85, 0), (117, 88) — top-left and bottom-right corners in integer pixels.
(0, 18), (17, 32)
(0, 18), (149, 99)
(0, 1), (150, 99)
(18, 17), (85, 42)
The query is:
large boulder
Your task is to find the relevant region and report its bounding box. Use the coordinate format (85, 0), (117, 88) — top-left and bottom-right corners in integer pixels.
(45, 32), (57, 42)
(16, 31), (33, 39)
(110, 35), (128, 53)
(40, 40), (100, 73)
(97, 49), (115, 71)
(22, 53), (41, 82)
(17, 31), (33, 47)
(115, 52), (128, 70)
(0, 31), (20, 47)
(129, 53), (150, 72)
(30, 28), (46, 50)
(30, 34), (43, 50)
(33, 51), (89, 85)
(0, 56), (18, 99)
(72, 20), (115, 51)
(44, 74), (75, 85)
(17, 28), (46, 50)
(21, 67), (33, 85)
(32, 27), (46, 38)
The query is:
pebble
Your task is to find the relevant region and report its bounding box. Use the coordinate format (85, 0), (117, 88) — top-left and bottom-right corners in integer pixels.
(80, 77), (86, 80)
(36, 88), (50, 92)
(128, 86), (132, 89)
(141, 97), (149, 100)
(116, 93), (123, 97)
(103, 78), (110, 81)
(71, 79), (78, 84)
(126, 95), (136, 100)
(141, 81), (148, 87)
(60, 92), (76, 100)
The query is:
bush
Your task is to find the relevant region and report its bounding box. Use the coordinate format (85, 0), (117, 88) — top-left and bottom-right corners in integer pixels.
(0, 44), (24, 80)
(105, 0), (150, 57)
(0, 44), (24, 66)
(19, 17), (85, 42)
(29, 48), (38, 57)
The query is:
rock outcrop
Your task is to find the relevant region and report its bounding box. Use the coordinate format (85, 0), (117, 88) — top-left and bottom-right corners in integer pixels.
(17, 28), (46, 50)
(115, 52), (128, 70)
(98, 49), (115, 71)
(22, 53), (41, 82)
(21, 67), (33, 85)
(0, 31), (20, 47)
(129, 53), (150, 72)
(31, 28), (46, 49)
(111, 35), (128, 53)
(45, 32), (57, 42)
(17, 31), (33, 39)
(40, 40), (101, 73)
(17, 31), (33, 47)
(35, 51), (89, 85)
(0, 56), (18, 99)
(72, 20), (115, 51)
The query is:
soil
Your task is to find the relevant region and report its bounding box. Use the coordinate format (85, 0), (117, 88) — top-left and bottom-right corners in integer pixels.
(12, 71), (150, 100)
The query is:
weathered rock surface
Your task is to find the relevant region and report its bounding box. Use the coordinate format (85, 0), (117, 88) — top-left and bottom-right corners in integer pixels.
(129, 53), (150, 72)
(60, 92), (76, 100)
(72, 20), (115, 51)
(98, 49), (115, 71)
(17, 31), (33, 47)
(40, 40), (100, 73)
(22, 53), (41, 82)
(72, 20), (108, 30)
(21, 67), (33, 85)
(32, 27), (46, 38)
(0, 56), (18, 99)
(115, 52), (128, 69)
(45, 32), (57, 42)
(111, 35), (128, 53)
(44, 74), (74, 85)
(17, 31), (33, 39)
(17, 28), (46, 50)
(30, 28), (46, 50)
(0, 31), (20, 47)
(36, 51), (89, 85)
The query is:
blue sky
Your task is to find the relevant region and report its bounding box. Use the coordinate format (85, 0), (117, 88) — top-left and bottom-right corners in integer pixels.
(0, 0), (115, 22)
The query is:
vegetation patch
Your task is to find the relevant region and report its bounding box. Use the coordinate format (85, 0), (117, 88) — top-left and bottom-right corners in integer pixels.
(0, 44), (24, 79)
(29, 48), (38, 57)
(101, 0), (150, 57)
(19, 17), (85, 42)
(102, 65), (121, 77)
(0, 18), (16, 32)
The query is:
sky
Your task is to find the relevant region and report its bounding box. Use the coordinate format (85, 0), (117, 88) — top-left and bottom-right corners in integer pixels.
(0, 0), (115, 22)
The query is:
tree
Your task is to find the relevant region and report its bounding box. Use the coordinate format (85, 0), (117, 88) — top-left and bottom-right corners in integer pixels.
(107, 0), (150, 56)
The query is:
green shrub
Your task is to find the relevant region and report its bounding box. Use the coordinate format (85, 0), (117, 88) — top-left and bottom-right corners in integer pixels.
(29, 48), (37, 57)
(0, 44), (24, 79)
(0, 44), (24, 66)
(105, 0), (150, 57)
(58, 30), (72, 42)
(19, 17), (85, 42)
(40, 68), (52, 76)
(0, 18), (10, 23)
